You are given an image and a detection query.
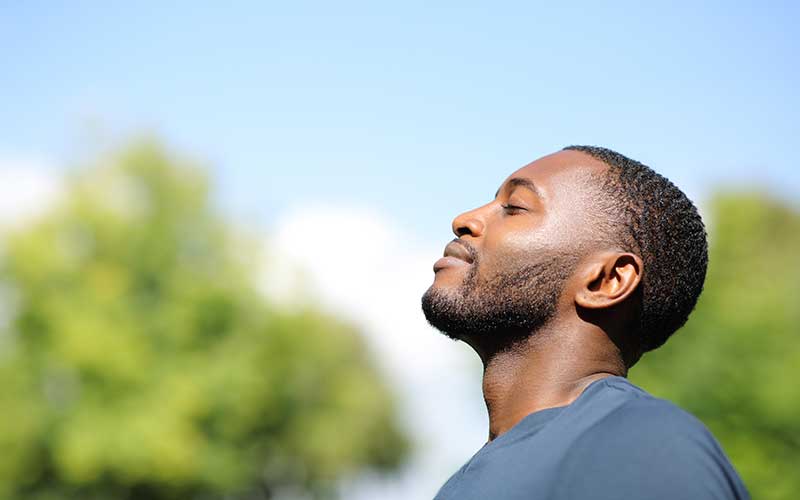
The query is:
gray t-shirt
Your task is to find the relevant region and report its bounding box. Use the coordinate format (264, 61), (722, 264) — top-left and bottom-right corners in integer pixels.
(434, 376), (749, 499)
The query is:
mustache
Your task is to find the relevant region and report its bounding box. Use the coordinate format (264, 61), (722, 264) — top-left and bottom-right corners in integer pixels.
(451, 238), (479, 263)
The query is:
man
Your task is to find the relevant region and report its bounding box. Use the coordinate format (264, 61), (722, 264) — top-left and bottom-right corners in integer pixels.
(421, 146), (749, 499)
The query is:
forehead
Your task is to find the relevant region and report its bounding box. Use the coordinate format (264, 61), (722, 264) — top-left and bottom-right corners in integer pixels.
(503, 150), (609, 197)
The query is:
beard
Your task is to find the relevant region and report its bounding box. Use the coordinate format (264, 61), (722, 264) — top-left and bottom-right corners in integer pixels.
(421, 245), (580, 344)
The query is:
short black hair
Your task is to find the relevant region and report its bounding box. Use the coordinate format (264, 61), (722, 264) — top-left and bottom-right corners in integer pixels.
(563, 145), (708, 353)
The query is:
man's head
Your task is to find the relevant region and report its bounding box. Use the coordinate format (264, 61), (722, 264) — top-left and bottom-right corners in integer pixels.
(421, 146), (708, 364)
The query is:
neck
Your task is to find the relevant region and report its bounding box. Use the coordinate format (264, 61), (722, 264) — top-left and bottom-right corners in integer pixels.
(468, 318), (626, 442)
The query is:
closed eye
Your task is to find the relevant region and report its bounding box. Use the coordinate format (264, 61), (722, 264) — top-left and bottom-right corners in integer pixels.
(501, 204), (527, 215)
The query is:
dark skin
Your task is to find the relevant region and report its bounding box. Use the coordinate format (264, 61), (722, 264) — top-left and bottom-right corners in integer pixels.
(430, 150), (644, 442)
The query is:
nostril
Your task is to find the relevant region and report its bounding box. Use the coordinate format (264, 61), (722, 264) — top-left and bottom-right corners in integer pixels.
(452, 211), (484, 237)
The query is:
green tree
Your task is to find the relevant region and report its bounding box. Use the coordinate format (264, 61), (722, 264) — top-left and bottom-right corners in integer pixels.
(0, 141), (408, 500)
(631, 192), (800, 499)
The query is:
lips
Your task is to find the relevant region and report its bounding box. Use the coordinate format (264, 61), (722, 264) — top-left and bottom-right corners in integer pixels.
(433, 239), (475, 273)
(443, 239), (474, 264)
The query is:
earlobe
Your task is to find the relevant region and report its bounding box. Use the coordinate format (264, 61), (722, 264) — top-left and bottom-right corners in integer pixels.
(575, 253), (642, 310)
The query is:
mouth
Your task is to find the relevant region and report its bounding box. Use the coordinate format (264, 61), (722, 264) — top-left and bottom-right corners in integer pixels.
(433, 239), (475, 273)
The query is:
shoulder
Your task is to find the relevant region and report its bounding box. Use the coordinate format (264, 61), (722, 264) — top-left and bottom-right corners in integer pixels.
(551, 377), (749, 499)
(589, 377), (714, 442)
(569, 376), (714, 445)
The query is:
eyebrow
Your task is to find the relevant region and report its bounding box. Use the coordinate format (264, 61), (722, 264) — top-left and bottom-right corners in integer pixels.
(494, 177), (543, 199)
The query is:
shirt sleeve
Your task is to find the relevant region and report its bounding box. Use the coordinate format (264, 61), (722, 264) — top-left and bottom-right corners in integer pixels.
(550, 399), (750, 500)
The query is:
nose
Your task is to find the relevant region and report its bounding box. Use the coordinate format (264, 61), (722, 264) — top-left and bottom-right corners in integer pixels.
(452, 207), (486, 238)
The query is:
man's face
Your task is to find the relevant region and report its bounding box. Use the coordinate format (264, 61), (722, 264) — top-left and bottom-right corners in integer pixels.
(421, 150), (607, 343)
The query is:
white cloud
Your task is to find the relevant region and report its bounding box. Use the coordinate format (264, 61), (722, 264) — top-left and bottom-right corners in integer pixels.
(267, 203), (487, 500)
(0, 156), (63, 229)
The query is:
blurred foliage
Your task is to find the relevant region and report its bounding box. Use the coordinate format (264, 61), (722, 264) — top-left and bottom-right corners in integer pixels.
(631, 192), (800, 500)
(0, 141), (408, 500)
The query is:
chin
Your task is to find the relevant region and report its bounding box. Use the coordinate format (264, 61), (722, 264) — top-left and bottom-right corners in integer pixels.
(420, 285), (470, 341)
(424, 276), (467, 304)
(431, 266), (470, 289)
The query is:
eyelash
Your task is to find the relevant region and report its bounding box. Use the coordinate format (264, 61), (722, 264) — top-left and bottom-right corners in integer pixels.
(501, 204), (526, 214)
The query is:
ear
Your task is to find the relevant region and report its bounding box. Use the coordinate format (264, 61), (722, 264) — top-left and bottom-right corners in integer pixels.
(575, 252), (643, 309)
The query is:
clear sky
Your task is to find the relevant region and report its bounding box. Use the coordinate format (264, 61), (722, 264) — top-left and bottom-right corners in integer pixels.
(2, 3), (799, 499)
(2, 1), (799, 242)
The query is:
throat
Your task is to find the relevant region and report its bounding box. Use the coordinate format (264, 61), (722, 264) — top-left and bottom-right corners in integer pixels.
(479, 334), (624, 442)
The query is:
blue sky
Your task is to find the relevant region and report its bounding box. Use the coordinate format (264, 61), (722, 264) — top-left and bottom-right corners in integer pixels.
(2, 1), (799, 243)
(2, 4), (799, 498)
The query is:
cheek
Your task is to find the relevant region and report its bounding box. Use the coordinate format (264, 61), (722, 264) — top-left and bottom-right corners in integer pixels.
(477, 221), (573, 282)
(497, 209), (583, 254)
(484, 223), (553, 264)
(475, 237), (534, 283)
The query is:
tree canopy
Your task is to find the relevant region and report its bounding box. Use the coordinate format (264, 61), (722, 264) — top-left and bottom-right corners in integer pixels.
(0, 142), (409, 500)
(631, 191), (800, 500)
